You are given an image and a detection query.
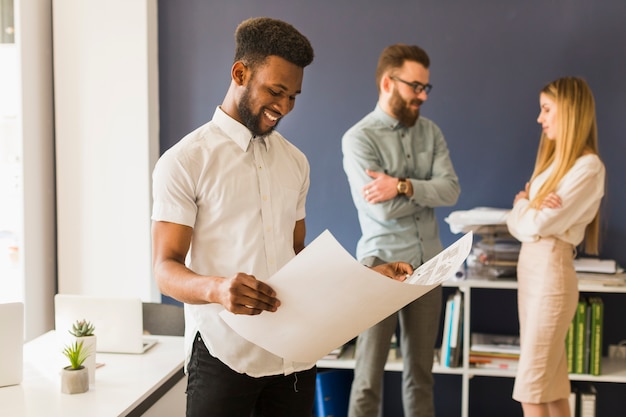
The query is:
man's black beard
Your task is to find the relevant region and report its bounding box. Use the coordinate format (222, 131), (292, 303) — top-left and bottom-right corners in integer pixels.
(389, 88), (421, 127)
(238, 87), (278, 138)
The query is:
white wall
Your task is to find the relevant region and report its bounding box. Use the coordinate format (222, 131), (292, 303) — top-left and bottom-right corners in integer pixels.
(16, 0), (56, 340)
(53, 0), (160, 301)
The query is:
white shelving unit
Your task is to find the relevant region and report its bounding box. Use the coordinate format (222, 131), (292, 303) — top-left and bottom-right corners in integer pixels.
(317, 273), (626, 417)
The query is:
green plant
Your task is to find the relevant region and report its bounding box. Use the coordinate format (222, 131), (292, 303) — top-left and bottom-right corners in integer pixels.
(62, 340), (90, 370)
(69, 319), (95, 337)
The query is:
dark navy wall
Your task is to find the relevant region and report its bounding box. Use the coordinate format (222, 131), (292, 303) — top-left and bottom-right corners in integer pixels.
(157, 2), (626, 415)
(158, 0), (626, 266)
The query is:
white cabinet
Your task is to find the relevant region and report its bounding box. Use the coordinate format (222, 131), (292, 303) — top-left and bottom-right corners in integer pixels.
(317, 273), (626, 417)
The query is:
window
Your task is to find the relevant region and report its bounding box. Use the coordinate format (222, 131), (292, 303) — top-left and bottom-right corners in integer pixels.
(0, 0), (22, 305)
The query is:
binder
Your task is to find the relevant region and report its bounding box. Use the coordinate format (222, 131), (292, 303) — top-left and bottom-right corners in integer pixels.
(579, 384), (597, 417)
(574, 297), (588, 374)
(583, 298), (593, 374)
(566, 318), (575, 373)
(440, 294), (454, 366)
(314, 369), (353, 417)
(589, 297), (603, 376)
(568, 387), (577, 417)
(449, 290), (463, 367)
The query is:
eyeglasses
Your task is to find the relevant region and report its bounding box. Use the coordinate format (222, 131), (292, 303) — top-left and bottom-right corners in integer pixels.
(389, 76), (432, 95)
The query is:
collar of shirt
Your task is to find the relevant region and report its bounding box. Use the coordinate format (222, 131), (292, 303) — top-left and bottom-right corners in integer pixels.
(373, 103), (408, 132)
(213, 106), (270, 151)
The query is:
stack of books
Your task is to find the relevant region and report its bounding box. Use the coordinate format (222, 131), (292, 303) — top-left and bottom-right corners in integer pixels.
(567, 296), (604, 375)
(467, 236), (521, 279)
(469, 332), (520, 370)
(573, 257), (620, 274)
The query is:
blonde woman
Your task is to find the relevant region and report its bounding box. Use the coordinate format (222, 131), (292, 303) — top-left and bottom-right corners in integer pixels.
(506, 77), (605, 417)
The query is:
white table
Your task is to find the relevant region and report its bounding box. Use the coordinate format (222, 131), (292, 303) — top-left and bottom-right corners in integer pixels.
(0, 331), (185, 417)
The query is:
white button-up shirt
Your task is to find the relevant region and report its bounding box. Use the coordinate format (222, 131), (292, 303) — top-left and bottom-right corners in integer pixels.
(152, 106), (313, 377)
(507, 154), (605, 245)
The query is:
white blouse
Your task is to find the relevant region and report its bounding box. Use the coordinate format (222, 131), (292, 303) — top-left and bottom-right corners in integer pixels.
(506, 154), (605, 245)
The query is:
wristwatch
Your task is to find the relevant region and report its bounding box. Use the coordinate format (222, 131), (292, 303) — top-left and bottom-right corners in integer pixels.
(397, 178), (408, 195)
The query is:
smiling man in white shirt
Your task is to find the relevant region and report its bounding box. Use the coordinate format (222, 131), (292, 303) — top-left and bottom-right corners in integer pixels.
(151, 17), (412, 417)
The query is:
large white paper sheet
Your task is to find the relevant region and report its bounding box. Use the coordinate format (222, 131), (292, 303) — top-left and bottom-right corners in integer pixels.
(220, 230), (473, 363)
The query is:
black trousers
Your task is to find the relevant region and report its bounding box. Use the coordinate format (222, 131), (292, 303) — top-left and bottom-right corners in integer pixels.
(186, 333), (316, 417)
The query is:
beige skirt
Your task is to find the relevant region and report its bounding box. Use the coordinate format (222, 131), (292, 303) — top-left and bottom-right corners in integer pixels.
(513, 237), (578, 404)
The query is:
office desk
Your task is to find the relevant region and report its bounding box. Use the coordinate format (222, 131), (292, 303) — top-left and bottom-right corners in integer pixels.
(0, 331), (185, 417)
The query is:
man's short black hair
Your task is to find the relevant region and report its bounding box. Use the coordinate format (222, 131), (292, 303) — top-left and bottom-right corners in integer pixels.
(234, 17), (314, 70)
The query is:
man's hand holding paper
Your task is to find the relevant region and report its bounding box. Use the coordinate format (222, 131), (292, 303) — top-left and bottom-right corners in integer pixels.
(371, 262), (413, 282)
(220, 230), (472, 363)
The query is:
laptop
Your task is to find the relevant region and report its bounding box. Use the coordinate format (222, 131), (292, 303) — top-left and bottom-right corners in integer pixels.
(0, 302), (24, 387)
(54, 294), (157, 354)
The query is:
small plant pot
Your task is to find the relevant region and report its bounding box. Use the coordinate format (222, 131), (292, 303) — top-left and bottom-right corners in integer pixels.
(75, 335), (97, 384)
(61, 366), (89, 394)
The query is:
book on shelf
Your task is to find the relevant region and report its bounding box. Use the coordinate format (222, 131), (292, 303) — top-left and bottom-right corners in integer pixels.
(323, 347), (342, 360)
(469, 332), (519, 370)
(569, 296), (604, 376)
(574, 296), (588, 374)
(577, 272), (626, 287)
(589, 297), (603, 376)
(583, 298), (592, 374)
(440, 293), (454, 367)
(578, 384), (597, 417)
(470, 332), (520, 356)
(322, 344), (347, 360)
(388, 334), (400, 362)
(448, 290), (463, 367)
(469, 354), (518, 370)
(568, 387), (577, 417)
(440, 291), (463, 368)
(321, 342), (356, 361)
(566, 318), (575, 373)
(574, 257), (618, 274)
(469, 350), (519, 360)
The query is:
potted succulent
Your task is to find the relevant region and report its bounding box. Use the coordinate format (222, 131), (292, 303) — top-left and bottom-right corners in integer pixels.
(69, 319), (96, 384)
(61, 340), (90, 394)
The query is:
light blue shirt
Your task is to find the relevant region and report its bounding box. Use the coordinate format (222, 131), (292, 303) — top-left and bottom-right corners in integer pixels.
(342, 104), (460, 266)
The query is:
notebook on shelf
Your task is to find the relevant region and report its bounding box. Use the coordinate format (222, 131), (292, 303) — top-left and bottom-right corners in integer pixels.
(54, 294), (157, 354)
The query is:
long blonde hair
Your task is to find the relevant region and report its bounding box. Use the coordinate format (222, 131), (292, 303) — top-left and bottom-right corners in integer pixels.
(529, 77), (602, 254)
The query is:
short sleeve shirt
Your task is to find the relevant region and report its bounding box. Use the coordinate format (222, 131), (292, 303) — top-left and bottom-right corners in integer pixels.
(152, 106), (312, 377)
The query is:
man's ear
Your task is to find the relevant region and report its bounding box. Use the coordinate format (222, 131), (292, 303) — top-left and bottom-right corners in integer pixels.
(381, 74), (392, 94)
(232, 61), (247, 86)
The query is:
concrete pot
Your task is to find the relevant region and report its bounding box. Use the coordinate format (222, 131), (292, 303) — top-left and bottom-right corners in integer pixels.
(61, 366), (89, 394)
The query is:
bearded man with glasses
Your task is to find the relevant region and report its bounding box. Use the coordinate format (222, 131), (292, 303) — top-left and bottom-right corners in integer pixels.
(342, 43), (461, 417)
